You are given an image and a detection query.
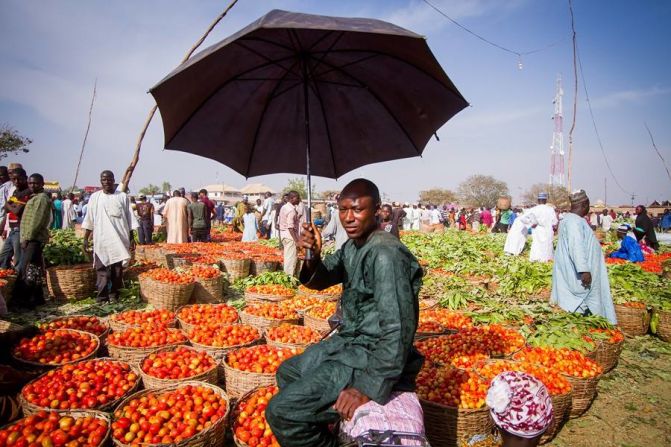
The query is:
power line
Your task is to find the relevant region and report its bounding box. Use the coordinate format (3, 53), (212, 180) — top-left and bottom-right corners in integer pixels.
(421, 0), (566, 60)
(575, 46), (633, 197)
(645, 123), (671, 184)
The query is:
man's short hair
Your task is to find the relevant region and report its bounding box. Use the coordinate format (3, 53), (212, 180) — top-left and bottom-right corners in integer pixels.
(29, 173), (44, 183)
(12, 168), (27, 178)
(287, 190), (299, 200)
(340, 178), (381, 206)
(199, 189), (208, 195)
(191, 192), (199, 200)
(100, 170), (114, 178)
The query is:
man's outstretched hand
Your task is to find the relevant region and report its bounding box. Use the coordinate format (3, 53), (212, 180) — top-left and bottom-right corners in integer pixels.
(298, 222), (322, 260)
(333, 388), (370, 421)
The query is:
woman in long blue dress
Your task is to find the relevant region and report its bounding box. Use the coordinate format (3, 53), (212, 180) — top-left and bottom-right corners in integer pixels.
(51, 192), (63, 229)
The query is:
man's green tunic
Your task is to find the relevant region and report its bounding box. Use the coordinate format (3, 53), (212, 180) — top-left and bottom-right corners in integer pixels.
(266, 230), (423, 447)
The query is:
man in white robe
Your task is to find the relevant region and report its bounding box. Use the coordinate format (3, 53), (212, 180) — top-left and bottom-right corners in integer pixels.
(402, 203), (412, 230)
(61, 193), (77, 229)
(504, 212), (537, 256)
(82, 171), (136, 303)
(527, 193), (558, 262)
(163, 190), (189, 243)
(551, 190), (616, 323)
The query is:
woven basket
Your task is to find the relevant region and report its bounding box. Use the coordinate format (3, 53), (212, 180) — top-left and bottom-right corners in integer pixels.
(12, 329), (100, 371)
(264, 326), (319, 350)
(46, 264), (96, 301)
(614, 304), (650, 336)
(177, 304), (240, 333)
(144, 246), (168, 266)
(108, 313), (176, 333)
(0, 274), (16, 303)
(138, 275), (150, 302)
(296, 285), (342, 302)
(112, 381), (229, 447)
(134, 245), (146, 262)
(303, 309), (332, 334)
(192, 274), (225, 304)
(562, 373), (601, 418)
(0, 409), (111, 446)
(106, 330), (187, 366)
(139, 346), (218, 390)
(249, 258), (279, 276)
(165, 253), (194, 269)
(421, 399), (493, 447)
(220, 258), (250, 281)
(540, 391), (572, 444)
(143, 277), (195, 311)
(244, 290), (293, 305)
(585, 339), (624, 373)
(239, 309), (300, 332)
(0, 319), (24, 335)
(222, 359), (276, 400)
(38, 315), (110, 340)
(656, 309), (671, 342)
(19, 357), (141, 415)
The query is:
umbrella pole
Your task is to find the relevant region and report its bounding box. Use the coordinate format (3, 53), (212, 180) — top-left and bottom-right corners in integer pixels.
(303, 62), (314, 261)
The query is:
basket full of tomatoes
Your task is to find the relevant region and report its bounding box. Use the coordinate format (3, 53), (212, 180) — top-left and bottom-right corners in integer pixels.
(12, 329), (100, 371)
(232, 385), (280, 447)
(106, 327), (187, 366)
(188, 265), (225, 304)
(140, 268), (196, 311)
(244, 284), (295, 304)
(111, 381), (229, 447)
(177, 304), (239, 334)
(20, 358), (141, 415)
(302, 302), (337, 334)
(265, 324), (322, 350)
(239, 304), (300, 332)
(108, 309), (176, 333)
(38, 315), (110, 340)
(296, 284), (342, 302)
(140, 346), (218, 390)
(0, 410), (110, 447)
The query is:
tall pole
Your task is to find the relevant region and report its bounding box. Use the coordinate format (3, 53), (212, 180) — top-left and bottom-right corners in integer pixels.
(71, 79), (97, 192)
(566, 0), (578, 192)
(604, 177), (607, 207)
(302, 56), (313, 261)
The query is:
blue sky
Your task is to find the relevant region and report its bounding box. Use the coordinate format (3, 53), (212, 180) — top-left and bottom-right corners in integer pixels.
(1, 0), (669, 205)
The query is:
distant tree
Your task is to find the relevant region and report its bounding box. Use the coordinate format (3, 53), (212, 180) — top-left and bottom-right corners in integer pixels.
(161, 181), (172, 193)
(419, 188), (457, 205)
(522, 183), (570, 209)
(139, 184), (161, 196)
(457, 175), (509, 208)
(0, 124), (31, 159)
(282, 177), (316, 199)
(319, 189), (340, 200)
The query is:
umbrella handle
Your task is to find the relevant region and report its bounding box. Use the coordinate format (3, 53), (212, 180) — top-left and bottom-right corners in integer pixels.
(305, 248), (314, 261)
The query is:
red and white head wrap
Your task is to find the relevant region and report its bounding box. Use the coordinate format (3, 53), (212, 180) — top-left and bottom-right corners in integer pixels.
(486, 371), (554, 439)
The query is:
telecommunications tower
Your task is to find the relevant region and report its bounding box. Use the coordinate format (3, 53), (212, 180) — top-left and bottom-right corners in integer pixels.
(549, 75), (565, 186)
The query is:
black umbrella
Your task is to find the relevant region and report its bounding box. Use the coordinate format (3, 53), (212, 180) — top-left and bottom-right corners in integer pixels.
(150, 9), (467, 252)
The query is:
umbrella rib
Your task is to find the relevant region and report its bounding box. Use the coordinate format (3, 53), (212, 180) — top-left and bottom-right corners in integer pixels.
(239, 35), (295, 53)
(234, 41), (302, 79)
(308, 64), (338, 178)
(271, 80), (304, 100)
(164, 55), (299, 148)
(312, 48), (465, 100)
(314, 80), (365, 88)
(311, 53), (379, 79)
(309, 31), (345, 75)
(244, 59), (301, 177)
(314, 57), (422, 155)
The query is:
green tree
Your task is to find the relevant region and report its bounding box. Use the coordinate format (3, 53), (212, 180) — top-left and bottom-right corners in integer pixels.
(161, 181), (172, 193)
(419, 188), (457, 205)
(457, 175), (509, 208)
(0, 124), (31, 159)
(139, 184), (161, 196)
(522, 183), (570, 209)
(282, 177), (316, 199)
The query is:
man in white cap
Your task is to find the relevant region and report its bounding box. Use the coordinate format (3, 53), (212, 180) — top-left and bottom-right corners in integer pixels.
(551, 190), (616, 323)
(527, 192), (557, 262)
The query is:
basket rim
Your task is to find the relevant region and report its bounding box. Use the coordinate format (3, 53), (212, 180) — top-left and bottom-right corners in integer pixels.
(186, 323), (262, 350)
(264, 325), (321, 347)
(106, 328), (187, 349)
(139, 345), (218, 385)
(37, 314), (110, 338)
(12, 328), (100, 368)
(176, 303), (240, 326)
(239, 307), (300, 322)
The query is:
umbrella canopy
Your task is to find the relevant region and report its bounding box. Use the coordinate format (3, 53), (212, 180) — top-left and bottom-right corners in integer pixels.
(150, 9), (468, 180)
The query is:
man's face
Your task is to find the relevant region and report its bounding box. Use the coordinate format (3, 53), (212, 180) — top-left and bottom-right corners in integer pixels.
(28, 177), (43, 194)
(380, 206), (391, 221)
(635, 206), (643, 215)
(12, 173), (27, 189)
(199, 192), (206, 200)
(339, 195), (379, 241)
(290, 195), (301, 205)
(100, 173), (115, 193)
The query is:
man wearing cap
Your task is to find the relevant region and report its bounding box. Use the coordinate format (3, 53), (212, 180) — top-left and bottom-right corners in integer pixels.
(609, 224), (644, 263)
(527, 192), (557, 262)
(551, 190), (616, 324)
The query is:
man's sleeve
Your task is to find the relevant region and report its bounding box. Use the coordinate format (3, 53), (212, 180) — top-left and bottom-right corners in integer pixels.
(566, 220), (590, 273)
(21, 198), (48, 241)
(124, 196), (139, 231)
(299, 249), (344, 290)
(285, 208), (296, 228)
(81, 196), (94, 231)
(350, 247), (418, 404)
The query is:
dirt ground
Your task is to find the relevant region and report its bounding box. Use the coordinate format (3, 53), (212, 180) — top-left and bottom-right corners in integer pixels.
(548, 336), (671, 447)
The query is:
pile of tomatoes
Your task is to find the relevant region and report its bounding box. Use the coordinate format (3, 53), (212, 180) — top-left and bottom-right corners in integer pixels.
(587, 328), (625, 344)
(0, 268), (15, 278)
(233, 386), (279, 447)
(38, 316), (107, 337)
(187, 324), (260, 348)
(22, 359), (139, 410)
(226, 345), (301, 374)
(111, 309), (175, 329)
(189, 265), (222, 279)
(416, 366), (488, 409)
(278, 296), (323, 313)
(111, 384), (228, 445)
(246, 284), (295, 298)
(513, 346), (603, 378)
(177, 304), (238, 327)
(143, 268), (194, 285)
(473, 359), (572, 396)
(417, 321), (447, 334)
(266, 324), (321, 345)
(13, 330), (98, 366)
(419, 309), (473, 331)
(297, 284), (342, 296)
(0, 411), (108, 447)
(243, 304), (298, 321)
(107, 328), (186, 349)
(141, 347), (216, 381)
(304, 302), (337, 320)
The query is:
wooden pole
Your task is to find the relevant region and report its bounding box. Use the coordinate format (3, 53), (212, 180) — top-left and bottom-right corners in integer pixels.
(566, 0), (578, 192)
(71, 79), (97, 192)
(119, 0), (240, 191)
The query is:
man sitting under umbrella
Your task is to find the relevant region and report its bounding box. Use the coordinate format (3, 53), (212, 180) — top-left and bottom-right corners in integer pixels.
(266, 178), (424, 447)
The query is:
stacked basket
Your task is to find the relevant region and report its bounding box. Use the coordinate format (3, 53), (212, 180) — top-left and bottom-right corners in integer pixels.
(220, 254), (251, 281)
(106, 328), (187, 366)
(139, 346), (219, 390)
(614, 303), (650, 336)
(0, 410), (111, 447)
(239, 305), (301, 332)
(46, 264), (96, 301)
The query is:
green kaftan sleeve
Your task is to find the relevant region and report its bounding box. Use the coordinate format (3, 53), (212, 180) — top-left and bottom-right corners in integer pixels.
(350, 246), (418, 404)
(299, 248), (344, 290)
